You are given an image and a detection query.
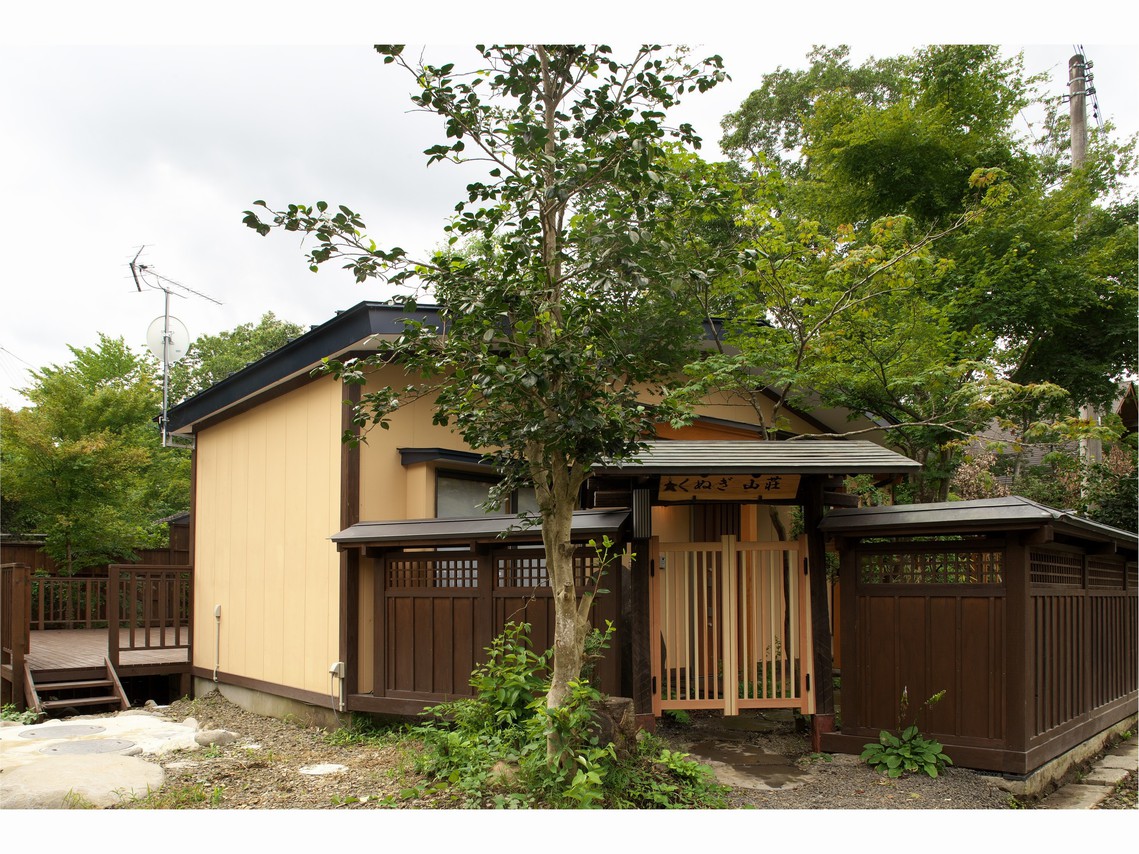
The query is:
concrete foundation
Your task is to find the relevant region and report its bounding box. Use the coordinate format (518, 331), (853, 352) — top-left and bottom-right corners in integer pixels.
(981, 713), (1137, 799)
(191, 678), (342, 730)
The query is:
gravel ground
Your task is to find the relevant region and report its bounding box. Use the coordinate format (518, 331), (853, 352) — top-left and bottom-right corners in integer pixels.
(100, 691), (1133, 810)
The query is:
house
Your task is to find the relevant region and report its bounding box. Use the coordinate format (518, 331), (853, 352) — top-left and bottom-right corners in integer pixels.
(161, 300), (919, 735)
(5, 299), (1132, 779)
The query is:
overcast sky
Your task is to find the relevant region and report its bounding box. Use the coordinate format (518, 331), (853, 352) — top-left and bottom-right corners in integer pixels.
(2, 4), (1136, 411)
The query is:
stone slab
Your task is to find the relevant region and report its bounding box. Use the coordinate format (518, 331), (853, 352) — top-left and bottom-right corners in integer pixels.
(1083, 766), (1131, 786)
(0, 754), (164, 809)
(687, 740), (795, 766)
(1099, 753), (1138, 771)
(1038, 783), (1110, 810)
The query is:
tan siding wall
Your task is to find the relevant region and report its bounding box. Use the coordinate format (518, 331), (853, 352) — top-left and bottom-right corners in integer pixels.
(193, 377), (342, 696)
(357, 365), (474, 522)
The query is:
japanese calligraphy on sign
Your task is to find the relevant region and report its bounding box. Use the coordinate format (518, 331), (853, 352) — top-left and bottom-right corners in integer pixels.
(657, 474), (801, 502)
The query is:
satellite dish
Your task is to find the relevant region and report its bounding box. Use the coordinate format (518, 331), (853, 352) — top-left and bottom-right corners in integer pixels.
(146, 315), (191, 364)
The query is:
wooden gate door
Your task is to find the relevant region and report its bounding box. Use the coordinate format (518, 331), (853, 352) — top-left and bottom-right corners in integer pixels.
(650, 536), (813, 716)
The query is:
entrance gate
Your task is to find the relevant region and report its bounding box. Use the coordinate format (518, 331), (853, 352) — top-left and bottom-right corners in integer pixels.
(649, 536), (814, 716)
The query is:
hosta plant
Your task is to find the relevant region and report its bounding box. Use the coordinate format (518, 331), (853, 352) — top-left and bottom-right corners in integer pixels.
(861, 724), (953, 778)
(862, 688), (953, 778)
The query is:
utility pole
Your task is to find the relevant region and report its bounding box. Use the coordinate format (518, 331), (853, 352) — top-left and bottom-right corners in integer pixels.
(1069, 51), (1103, 466)
(1069, 53), (1088, 170)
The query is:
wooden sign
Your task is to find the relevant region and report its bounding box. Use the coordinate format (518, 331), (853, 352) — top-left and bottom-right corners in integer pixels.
(657, 474), (801, 502)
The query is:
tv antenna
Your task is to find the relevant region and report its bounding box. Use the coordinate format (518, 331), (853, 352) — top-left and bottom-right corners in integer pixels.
(129, 246), (223, 449)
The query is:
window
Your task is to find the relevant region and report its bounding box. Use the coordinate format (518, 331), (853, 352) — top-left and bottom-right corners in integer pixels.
(435, 471), (540, 518)
(436, 473), (504, 517)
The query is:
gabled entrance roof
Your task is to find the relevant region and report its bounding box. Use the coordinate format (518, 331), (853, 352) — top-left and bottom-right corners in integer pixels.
(593, 440), (921, 476)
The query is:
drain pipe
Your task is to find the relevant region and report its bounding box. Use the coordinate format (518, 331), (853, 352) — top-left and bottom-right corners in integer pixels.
(213, 605), (222, 682)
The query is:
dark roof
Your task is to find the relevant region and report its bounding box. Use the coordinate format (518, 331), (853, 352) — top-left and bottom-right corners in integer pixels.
(592, 440), (920, 476)
(331, 508), (629, 548)
(166, 301), (442, 433)
(164, 302), (818, 437)
(819, 496), (1138, 549)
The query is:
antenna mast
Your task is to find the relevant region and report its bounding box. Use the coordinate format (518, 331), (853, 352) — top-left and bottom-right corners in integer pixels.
(129, 246), (223, 449)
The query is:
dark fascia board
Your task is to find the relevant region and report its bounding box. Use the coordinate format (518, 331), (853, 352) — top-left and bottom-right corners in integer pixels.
(332, 508), (629, 548)
(166, 301), (442, 434)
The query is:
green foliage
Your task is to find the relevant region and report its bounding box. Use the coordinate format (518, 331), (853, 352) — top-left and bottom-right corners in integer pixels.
(953, 442), (1138, 533)
(323, 713), (408, 747)
(861, 726), (954, 779)
(114, 782), (225, 809)
(469, 621), (550, 729)
(605, 737), (729, 809)
(861, 689), (953, 778)
(409, 623), (728, 808)
(697, 44), (1137, 501)
(0, 335), (188, 572)
(1, 703), (40, 724)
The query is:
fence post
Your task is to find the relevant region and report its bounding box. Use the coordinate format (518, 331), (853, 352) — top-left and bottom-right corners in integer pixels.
(107, 565), (120, 669)
(2, 564), (31, 710)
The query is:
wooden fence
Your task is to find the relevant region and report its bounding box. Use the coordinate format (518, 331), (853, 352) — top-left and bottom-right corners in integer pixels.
(370, 545), (622, 706)
(1, 527), (189, 578)
(827, 536), (1137, 774)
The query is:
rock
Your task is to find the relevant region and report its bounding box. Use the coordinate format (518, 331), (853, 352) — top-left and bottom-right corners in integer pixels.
(195, 729), (238, 747)
(183, 716), (200, 730)
(489, 760), (519, 788)
(144, 700), (160, 710)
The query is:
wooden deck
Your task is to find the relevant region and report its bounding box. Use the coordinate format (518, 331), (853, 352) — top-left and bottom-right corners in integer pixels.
(27, 628), (191, 676)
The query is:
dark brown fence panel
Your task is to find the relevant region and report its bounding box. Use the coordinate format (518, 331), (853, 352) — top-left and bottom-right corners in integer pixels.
(380, 545), (622, 703)
(0, 542), (190, 578)
(1088, 593), (1138, 709)
(855, 587), (1007, 743)
(383, 551), (484, 699)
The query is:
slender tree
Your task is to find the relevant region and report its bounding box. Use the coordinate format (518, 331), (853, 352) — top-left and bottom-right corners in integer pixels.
(244, 45), (728, 728)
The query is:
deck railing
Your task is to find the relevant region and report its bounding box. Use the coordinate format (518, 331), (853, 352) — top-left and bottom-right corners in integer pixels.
(107, 565), (193, 667)
(31, 576), (109, 629)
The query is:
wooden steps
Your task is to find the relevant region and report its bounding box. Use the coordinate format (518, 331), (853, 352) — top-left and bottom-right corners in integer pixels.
(25, 657), (130, 717)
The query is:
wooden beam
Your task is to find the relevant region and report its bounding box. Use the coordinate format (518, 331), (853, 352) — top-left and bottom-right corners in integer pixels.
(803, 477), (836, 744)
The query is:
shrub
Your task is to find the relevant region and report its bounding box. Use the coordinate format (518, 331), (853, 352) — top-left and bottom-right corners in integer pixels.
(410, 621), (730, 808)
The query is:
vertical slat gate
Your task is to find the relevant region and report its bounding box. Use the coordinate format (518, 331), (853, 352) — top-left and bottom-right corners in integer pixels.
(651, 537), (812, 715)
